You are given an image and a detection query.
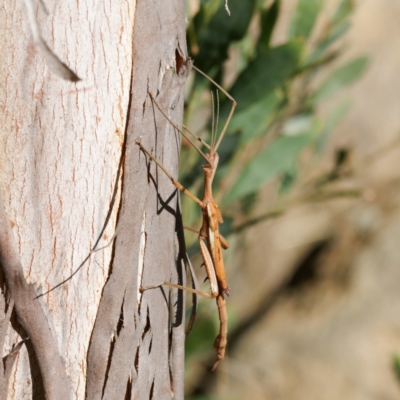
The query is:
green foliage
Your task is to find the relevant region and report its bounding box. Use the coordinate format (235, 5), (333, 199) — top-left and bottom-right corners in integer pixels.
(225, 134), (311, 203)
(393, 354), (400, 383)
(332, 0), (354, 26)
(230, 41), (303, 111)
(259, 0), (280, 48)
(189, 0), (256, 76)
(307, 22), (350, 65)
(185, 307), (217, 357)
(313, 56), (369, 101)
(230, 91), (281, 144)
(289, 0), (322, 39)
(182, 1), (367, 396)
(316, 99), (351, 150)
(183, 0), (367, 220)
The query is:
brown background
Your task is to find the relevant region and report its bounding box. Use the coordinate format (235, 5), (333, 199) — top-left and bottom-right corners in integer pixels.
(216, 1), (400, 399)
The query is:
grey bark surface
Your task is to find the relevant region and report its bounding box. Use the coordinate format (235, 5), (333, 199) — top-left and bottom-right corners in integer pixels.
(0, 0), (189, 398)
(86, 1), (190, 397)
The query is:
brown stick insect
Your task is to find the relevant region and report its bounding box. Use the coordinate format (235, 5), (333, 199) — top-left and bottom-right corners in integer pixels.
(136, 65), (236, 371)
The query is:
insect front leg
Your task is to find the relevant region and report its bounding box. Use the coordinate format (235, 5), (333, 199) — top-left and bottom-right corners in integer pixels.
(198, 236), (219, 297)
(136, 140), (203, 206)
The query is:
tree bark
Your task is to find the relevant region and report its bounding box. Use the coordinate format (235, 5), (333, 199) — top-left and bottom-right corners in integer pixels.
(0, 0), (189, 398)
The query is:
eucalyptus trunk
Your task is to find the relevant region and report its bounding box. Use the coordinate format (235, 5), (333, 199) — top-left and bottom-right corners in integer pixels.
(0, 0), (189, 398)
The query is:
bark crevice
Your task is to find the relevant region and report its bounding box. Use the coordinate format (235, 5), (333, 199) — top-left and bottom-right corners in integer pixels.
(86, 0), (190, 395)
(0, 195), (72, 399)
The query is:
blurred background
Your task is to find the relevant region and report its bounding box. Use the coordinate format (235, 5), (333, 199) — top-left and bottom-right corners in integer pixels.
(180, 0), (400, 398)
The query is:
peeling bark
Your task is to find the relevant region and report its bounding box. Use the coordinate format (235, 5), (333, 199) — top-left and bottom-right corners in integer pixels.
(0, 0), (189, 398)
(0, 196), (72, 399)
(87, 1), (190, 397)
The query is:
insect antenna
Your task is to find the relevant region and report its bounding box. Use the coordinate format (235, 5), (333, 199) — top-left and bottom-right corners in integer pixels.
(215, 89), (220, 150)
(210, 90), (216, 155)
(148, 92), (210, 161)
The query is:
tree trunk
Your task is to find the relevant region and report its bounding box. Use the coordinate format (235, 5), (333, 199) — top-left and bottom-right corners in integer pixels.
(0, 0), (189, 398)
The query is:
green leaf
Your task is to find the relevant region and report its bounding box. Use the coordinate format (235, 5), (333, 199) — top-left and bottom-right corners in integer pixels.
(259, 0), (280, 48)
(225, 134), (311, 204)
(313, 56), (368, 101)
(305, 0), (355, 66)
(229, 41), (304, 112)
(282, 114), (314, 136)
(392, 355), (400, 382)
(307, 21), (350, 65)
(332, 0), (354, 27)
(289, 0), (322, 39)
(228, 91), (282, 144)
(192, 0), (256, 74)
(316, 100), (351, 151)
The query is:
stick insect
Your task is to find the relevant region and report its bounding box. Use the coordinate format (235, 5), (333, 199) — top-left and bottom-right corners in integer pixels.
(136, 65), (236, 371)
